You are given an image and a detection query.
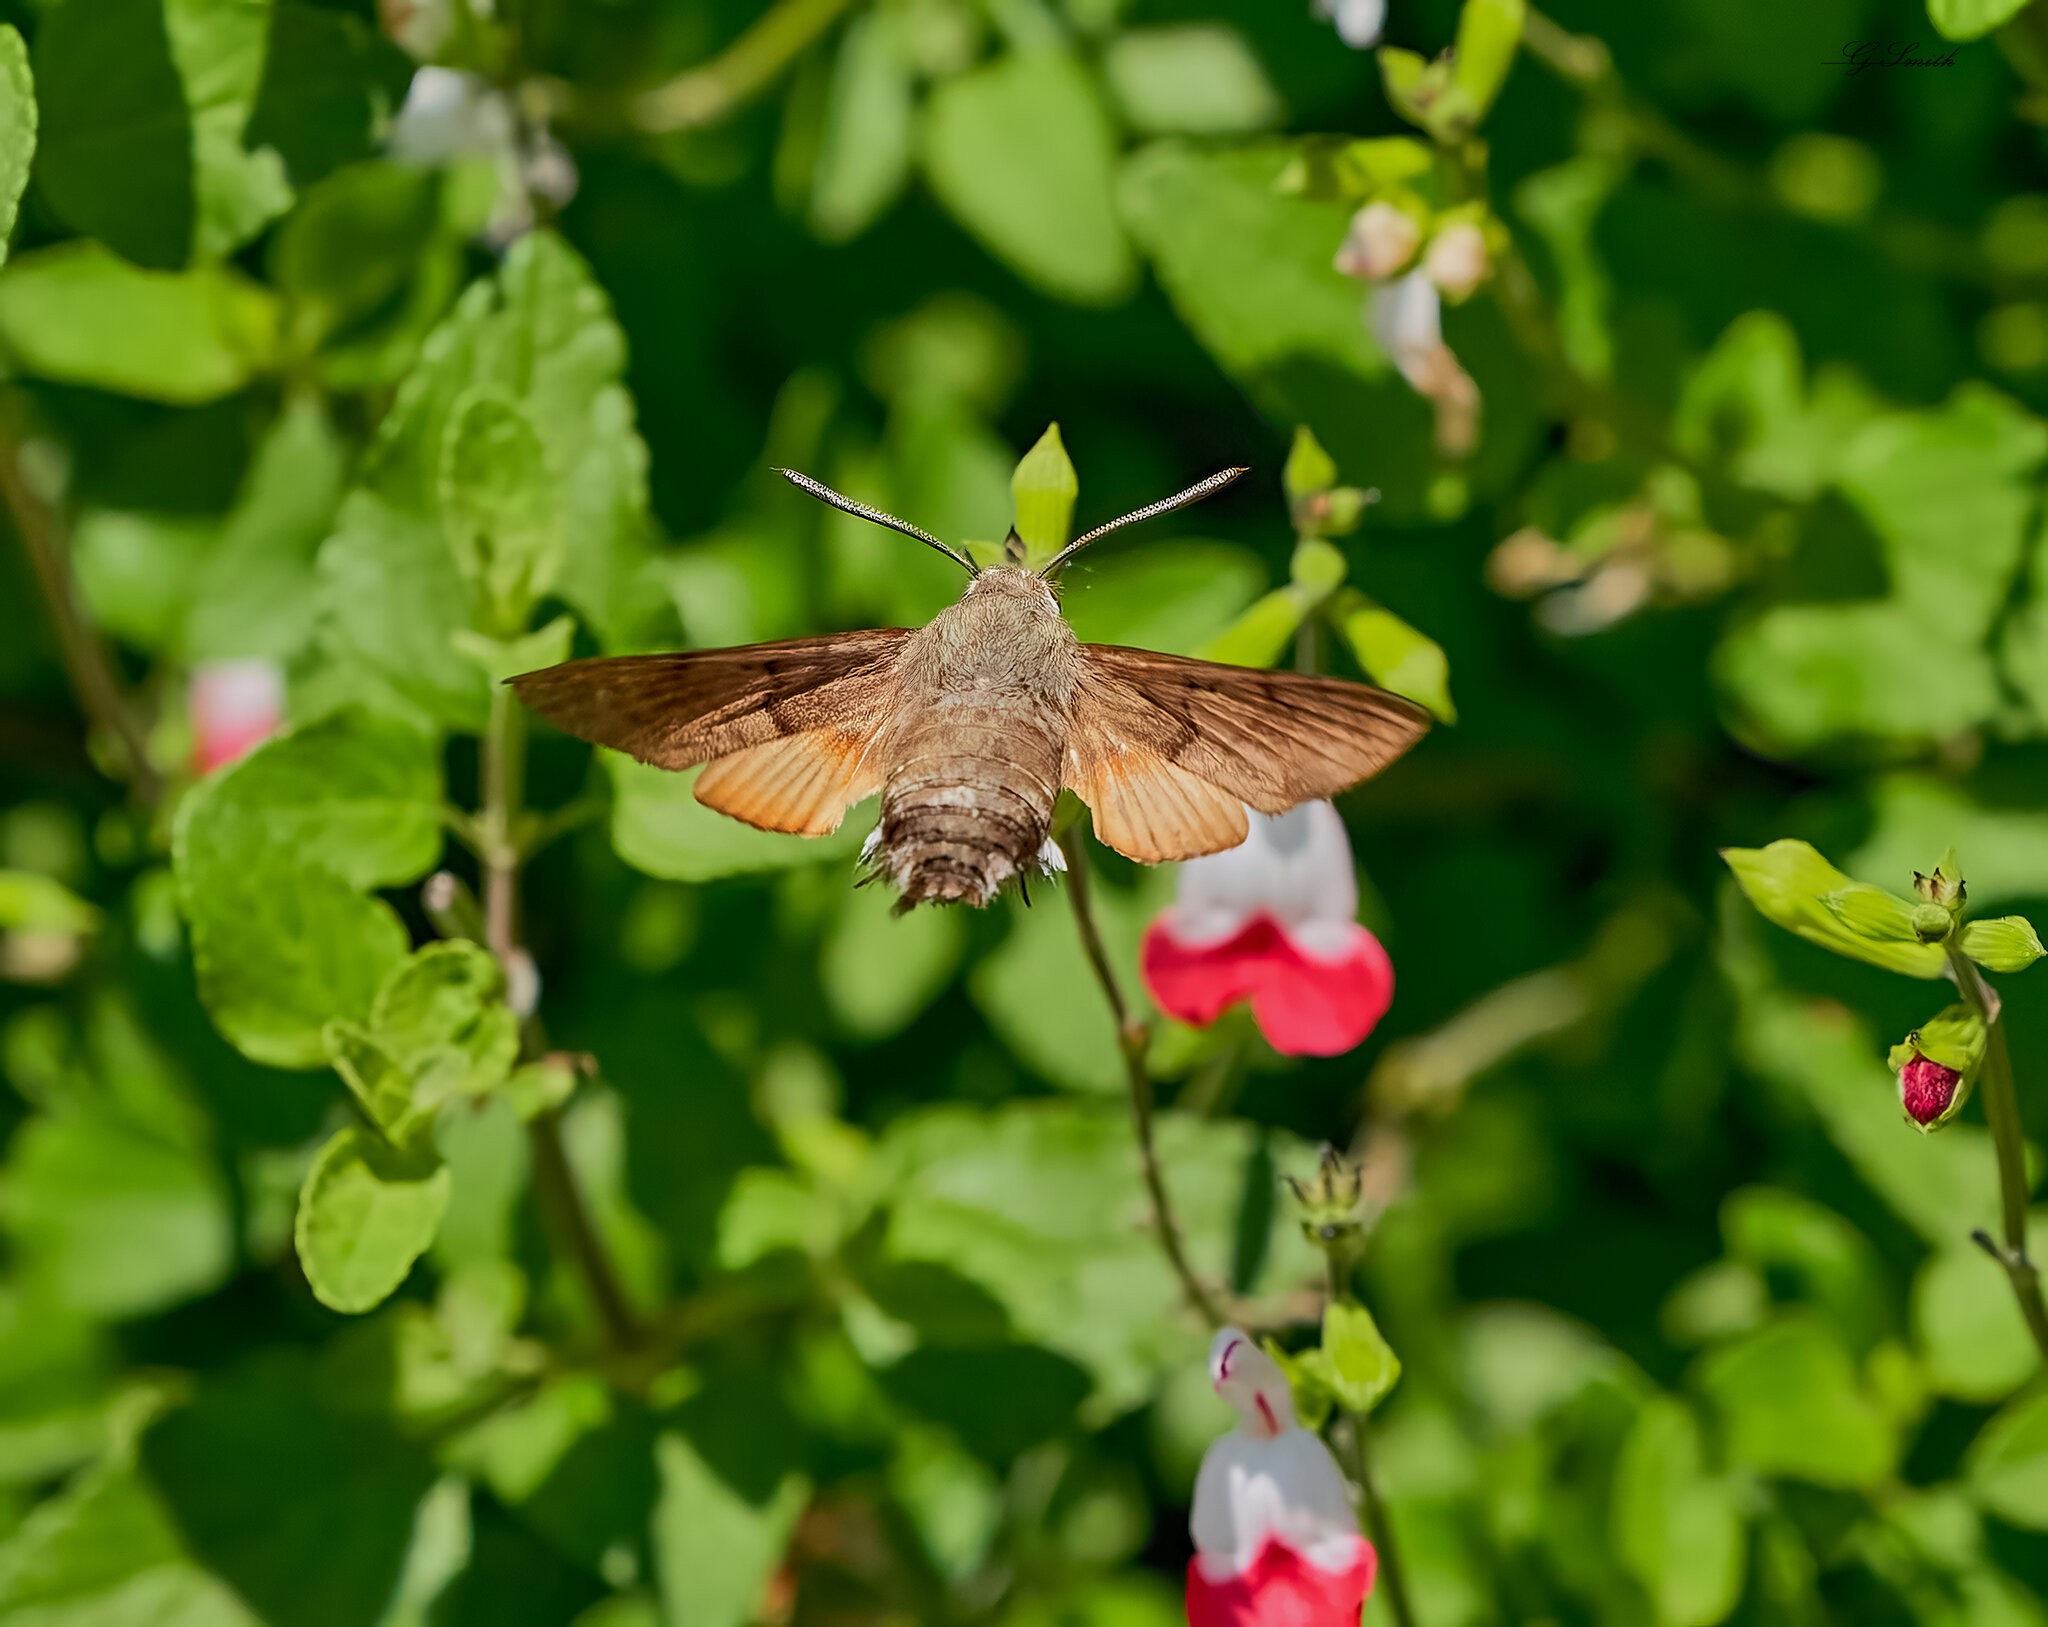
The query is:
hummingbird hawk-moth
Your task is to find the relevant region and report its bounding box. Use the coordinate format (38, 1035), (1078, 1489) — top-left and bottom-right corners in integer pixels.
(511, 467), (1430, 908)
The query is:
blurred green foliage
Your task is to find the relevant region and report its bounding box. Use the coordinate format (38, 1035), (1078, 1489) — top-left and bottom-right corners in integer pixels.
(10, 0), (2048, 1623)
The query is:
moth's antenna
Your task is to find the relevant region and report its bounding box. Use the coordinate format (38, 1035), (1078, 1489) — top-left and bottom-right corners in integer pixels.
(774, 468), (977, 574)
(1038, 467), (1250, 577)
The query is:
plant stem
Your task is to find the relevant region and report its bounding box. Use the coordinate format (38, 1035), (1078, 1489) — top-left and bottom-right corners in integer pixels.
(1946, 942), (2048, 1366)
(0, 424), (163, 806)
(1056, 826), (1226, 1330)
(635, 0), (860, 131)
(1323, 1255), (1418, 1627)
(480, 681), (643, 1354)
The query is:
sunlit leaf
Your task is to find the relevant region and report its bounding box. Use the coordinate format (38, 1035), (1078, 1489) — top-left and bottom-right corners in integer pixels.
(295, 1128), (451, 1314)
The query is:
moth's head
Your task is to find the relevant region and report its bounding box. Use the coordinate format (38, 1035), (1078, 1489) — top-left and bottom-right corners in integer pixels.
(964, 565), (1059, 611)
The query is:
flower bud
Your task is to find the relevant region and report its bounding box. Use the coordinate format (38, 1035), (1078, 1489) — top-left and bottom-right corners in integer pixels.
(1898, 1053), (1964, 1130)
(1334, 202), (1421, 282)
(1911, 902), (1954, 944)
(1286, 1145), (1366, 1253)
(1423, 222), (1489, 301)
(1913, 861), (1965, 912)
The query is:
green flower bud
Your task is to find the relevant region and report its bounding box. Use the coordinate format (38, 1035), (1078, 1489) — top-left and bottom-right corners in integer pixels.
(1911, 902), (1954, 944)
(1286, 1144), (1367, 1254)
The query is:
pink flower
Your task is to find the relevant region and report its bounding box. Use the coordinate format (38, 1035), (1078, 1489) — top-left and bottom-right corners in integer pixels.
(1140, 801), (1394, 1057)
(1899, 1052), (1964, 1129)
(1188, 1329), (1375, 1627)
(189, 660), (284, 776)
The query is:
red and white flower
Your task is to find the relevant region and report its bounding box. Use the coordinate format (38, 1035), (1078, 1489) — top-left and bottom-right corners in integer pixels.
(1140, 801), (1394, 1058)
(189, 659), (284, 776)
(1189, 1327), (1376, 1627)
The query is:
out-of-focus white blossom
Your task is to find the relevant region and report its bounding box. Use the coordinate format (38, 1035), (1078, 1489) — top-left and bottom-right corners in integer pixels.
(1312, 0), (1387, 50)
(190, 659), (284, 776)
(1334, 202), (1421, 282)
(1368, 270), (1481, 457)
(389, 67), (577, 246)
(1423, 222), (1489, 300)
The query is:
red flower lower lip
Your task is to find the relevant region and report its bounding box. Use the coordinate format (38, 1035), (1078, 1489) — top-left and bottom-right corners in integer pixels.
(1141, 913), (1394, 1058)
(1187, 1534), (1377, 1627)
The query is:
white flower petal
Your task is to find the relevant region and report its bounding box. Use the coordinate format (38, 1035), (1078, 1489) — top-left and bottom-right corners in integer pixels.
(1191, 1423), (1361, 1571)
(1367, 269), (1443, 379)
(1171, 801), (1358, 932)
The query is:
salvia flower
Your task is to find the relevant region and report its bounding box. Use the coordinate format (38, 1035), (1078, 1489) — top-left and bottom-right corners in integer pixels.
(1334, 202), (1421, 282)
(1189, 1328), (1376, 1627)
(1141, 801), (1394, 1057)
(189, 659), (284, 776)
(1898, 1053), (1964, 1129)
(1312, 0), (1387, 50)
(1367, 270), (1480, 457)
(389, 67), (577, 246)
(1423, 222), (1489, 301)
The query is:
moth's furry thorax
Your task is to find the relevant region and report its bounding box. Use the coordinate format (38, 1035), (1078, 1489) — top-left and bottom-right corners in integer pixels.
(871, 567), (1078, 908)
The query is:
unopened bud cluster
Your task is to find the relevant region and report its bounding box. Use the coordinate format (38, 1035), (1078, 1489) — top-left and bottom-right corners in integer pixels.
(1286, 1144), (1368, 1256)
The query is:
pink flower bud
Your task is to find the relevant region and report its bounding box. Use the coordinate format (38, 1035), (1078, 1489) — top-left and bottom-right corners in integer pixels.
(1333, 203), (1420, 282)
(1423, 222), (1489, 300)
(1899, 1053), (1963, 1128)
(189, 659), (284, 776)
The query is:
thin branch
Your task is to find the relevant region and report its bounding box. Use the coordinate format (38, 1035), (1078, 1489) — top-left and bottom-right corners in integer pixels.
(0, 423), (163, 805)
(635, 0), (861, 132)
(481, 681), (644, 1354)
(1323, 1256), (1418, 1627)
(1056, 825), (1225, 1330)
(1946, 943), (2048, 1367)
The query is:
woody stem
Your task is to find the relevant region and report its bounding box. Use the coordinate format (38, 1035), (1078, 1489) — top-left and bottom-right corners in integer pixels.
(1057, 826), (1226, 1330)
(1946, 942), (2048, 1367)
(481, 682), (643, 1355)
(1324, 1254), (1418, 1627)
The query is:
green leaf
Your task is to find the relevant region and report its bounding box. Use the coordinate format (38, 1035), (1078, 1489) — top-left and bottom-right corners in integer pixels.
(164, 0), (294, 260)
(367, 941), (520, 1110)
(1721, 840), (1947, 978)
(820, 881), (967, 1042)
(1102, 26), (1283, 137)
(344, 231), (659, 654)
(1062, 541), (1267, 658)
(1915, 1235), (2045, 1402)
(968, 863), (1167, 1094)
(295, 1128), (452, 1314)
(1194, 587), (1312, 668)
(173, 712), (442, 1067)
(440, 389), (563, 631)
(652, 1414), (809, 1627)
(1928, 0), (2031, 41)
(0, 26), (33, 269)
(0, 243), (280, 403)
(921, 50), (1136, 306)
(0, 1456), (258, 1624)
(1012, 423), (1079, 564)
(1970, 1391), (2048, 1534)
(243, 2), (413, 187)
(1283, 425), (1339, 506)
(810, 10), (915, 242)
(0, 870), (98, 934)
(873, 1100), (1323, 1411)
(140, 1352), (437, 1627)
(1720, 385), (2047, 753)
(315, 492), (487, 731)
(1962, 916), (2047, 973)
(1322, 1300), (1401, 1415)
(0, 1111), (233, 1319)
(1449, 0), (1527, 127)
(608, 756), (869, 882)
(1820, 882), (1922, 943)
(31, 0), (193, 267)
(268, 161), (446, 352)
(186, 395), (348, 663)
(1612, 1397), (1747, 1627)
(1329, 588), (1456, 722)
(1698, 1316), (1898, 1488)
